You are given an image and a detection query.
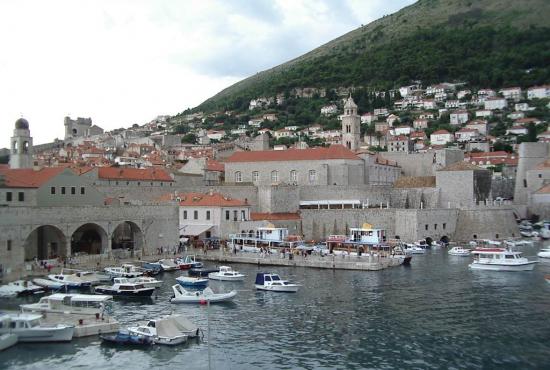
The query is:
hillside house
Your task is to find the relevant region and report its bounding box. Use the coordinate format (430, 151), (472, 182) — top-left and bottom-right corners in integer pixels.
(527, 85), (550, 99)
(430, 130), (453, 146)
(499, 87), (522, 101)
(413, 119), (429, 130)
(484, 97), (507, 110)
(455, 128), (479, 142)
(450, 110), (469, 125)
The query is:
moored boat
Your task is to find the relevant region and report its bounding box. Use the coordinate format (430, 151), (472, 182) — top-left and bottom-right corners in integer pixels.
(21, 293), (113, 316)
(48, 271), (92, 289)
(0, 280), (45, 297)
(104, 265), (144, 279)
(188, 267), (219, 277)
(0, 333), (18, 351)
(0, 313), (74, 342)
(469, 248), (537, 271)
(100, 330), (154, 346)
(448, 246), (471, 256)
(254, 273), (300, 292)
(158, 259), (179, 271)
(129, 276), (163, 289)
(208, 266), (245, 281)
(537, 248), (550, 259)
(94, 278), (155, 297)
(128, 315), (198, 345)
(170, 285), (237, 304)
(32, 278), (67, 290)
(176, 276), (209, 288)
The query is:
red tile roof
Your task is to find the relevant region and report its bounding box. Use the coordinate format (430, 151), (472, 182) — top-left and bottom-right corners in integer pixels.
(432, 129), (451, 135)
(467, 151), (509, 158)
(250, 212), (301, 221)
(225, 145), (360, 163)
(206, 159), (225, 172)
(0, 167), (67, 188)
(98, 167), (173, 181)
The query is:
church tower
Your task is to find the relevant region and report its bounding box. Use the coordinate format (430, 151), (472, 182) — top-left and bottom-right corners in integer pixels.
(9, 118), (34, 169)
(341, 95), (361, 151)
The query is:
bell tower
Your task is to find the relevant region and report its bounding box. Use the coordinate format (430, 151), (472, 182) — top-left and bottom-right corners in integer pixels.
(9, 118), (33, 169)
(341, 95), (360, 151)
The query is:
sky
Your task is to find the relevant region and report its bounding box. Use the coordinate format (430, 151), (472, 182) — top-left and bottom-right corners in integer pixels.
(0, 0), (415, 148)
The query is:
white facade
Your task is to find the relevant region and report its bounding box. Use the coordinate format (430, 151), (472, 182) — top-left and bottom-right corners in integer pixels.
(527, 86), (550, 99)
(450, 111), (469, 125)
(430, 131), (453, 146)
(484, 97), (507, 110)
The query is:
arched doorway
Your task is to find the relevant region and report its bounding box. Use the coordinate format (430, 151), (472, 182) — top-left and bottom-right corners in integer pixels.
(24, 225), (67, 261)
(111, 221), (143, 251)
(440, 235), (450, 245)
(71, 223), (108, 255)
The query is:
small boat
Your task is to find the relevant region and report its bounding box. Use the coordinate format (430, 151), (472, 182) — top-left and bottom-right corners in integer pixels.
(0, 313), (74, 342)
(128, 315), (198, 345)
(21, 293), (113, 316)
(100, 330), (154, 346)
(0, 333), (17, 351)
(170, 285), (237, 304)
(48, 272), (92, 289)
(188, 267), (219, 277)
(32, 278), (67, 290)
(183, 255), (203, 269)
(208, 266), (246, 281)
(176, 276), (209, 288)
(158, 259), (179, 272)
(505, 239), (534, 248)
(469, 248), (537, 271)
(448, 246), (471, 256)
(0, 280), (45, 297)
(95, 278), (155, 298)
(104, 265), (144, 279)
(130, 276), (163, 289)
(391, 245), (412, 265)
(403, 244), (426, 254)
(538, 248), (550, 259)
(141, 262), (163, 275)
(254, 273), (300, 292)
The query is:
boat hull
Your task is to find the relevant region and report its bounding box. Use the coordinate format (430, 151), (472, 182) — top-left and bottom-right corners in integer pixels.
(3, 326), (74, 342)
(448, 252), (471, 256)
(469, 262), (537, 271)
(255, 284), (299, 293)
(188, 268), (218, 277)
(537, 251), (550, 258)
(207, 274), (245, 281)
(32, 278), (65, 290)
(0, 334), (18, 351)
(171, 290), (237, 303)
(176, 277), (209, 288)
(95, 287), (155, 297)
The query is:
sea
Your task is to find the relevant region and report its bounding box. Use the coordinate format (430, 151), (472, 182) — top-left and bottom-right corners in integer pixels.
(1, 241), (550, 369)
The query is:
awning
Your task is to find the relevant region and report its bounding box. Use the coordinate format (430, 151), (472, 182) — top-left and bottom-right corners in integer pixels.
(180, 224), (212, 236)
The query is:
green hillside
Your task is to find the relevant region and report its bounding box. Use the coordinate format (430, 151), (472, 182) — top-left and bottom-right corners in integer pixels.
(193, 0), (550, 113)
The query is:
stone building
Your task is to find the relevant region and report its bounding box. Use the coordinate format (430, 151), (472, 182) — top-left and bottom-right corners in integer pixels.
(341, 96), (361, 151)
(64, 116), (103, 140)
(436, 162), (492, 208)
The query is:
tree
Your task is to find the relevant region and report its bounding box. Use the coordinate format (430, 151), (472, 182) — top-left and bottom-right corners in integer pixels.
(181, 133), (197, 144)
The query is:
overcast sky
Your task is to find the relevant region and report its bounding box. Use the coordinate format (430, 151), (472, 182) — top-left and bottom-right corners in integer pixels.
(0, 0), (415, 148)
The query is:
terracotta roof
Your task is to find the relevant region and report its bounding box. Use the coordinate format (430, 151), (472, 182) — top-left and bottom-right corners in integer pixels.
(467, 151), (509, 158)
(456, 128), (477, 133)
(98, 167), (173, 181)
(225, 145), (360, 163)
(156, 191), (247, 207)
(394, 176), (436, 188)
(390, 135), (409, 141)
(206, 159), (225, 172)
(0, 167), (66, 188)
(431, 130), (451, 135)
(438, 162), (487, 171)
(250, 212), (301, 221)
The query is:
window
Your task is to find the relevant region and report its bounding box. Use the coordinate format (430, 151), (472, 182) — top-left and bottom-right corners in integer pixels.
(138, 182), (141, 186)
(194, 210), (198, 220)
(6, 192), (12, 202)
(271, 170), (278, 183)
(241, 210), (246, 221)
(443, 223), (446, 230)
(80, 187), (85, 195)
(226, 210), (230, 220)
(235, 171), (242, 183)
(425, 224), (428, 230)
(18, 192), (24, 201)
(7, 240), (12, 251)
(290, 170), (297, 183)
(50, 187), (56, 195)
(206, 211), (211, 220)
(523, 179), (527, 188)
(115, 181), (119, 186)
(61, 187), (66, 195)
(233, 210), (238, 221)
(126, 181), (129, 186)
(252, 171), (259, 182)
(434, 224), (438, 230)
(539, 174), (542, 178)
(183, 210), (187, 220)
(308, 170), (316, 184)
(71, 187), (76, 195)
(160, 182), (163, 186)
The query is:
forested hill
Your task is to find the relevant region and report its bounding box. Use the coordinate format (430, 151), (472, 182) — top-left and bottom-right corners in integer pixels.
(192, 0), (550, 114)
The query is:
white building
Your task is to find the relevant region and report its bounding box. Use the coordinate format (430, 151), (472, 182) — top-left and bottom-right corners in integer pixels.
(450, 110), (469, 125)
(484, 97), (507, 110)
(361, 113), (376, 124)
(430, 130), (453, 146)
(321, 104), (338, 116)
(413, 119), (429, 130)
(475, 109), (493, 118)
(499, 87), (522, 100)
(455, 128), (479, 142)
(390, 125), (412, 136)
(527, 85), (550, 99)
(506, 126), (528, 135)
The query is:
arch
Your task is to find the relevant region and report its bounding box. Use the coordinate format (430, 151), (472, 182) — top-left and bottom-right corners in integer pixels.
(72, 128), (77, 135)
(235, 171), (242, 183)
(71, 223), (108, 255)
(24, 225), (67, 261)
(248, 230), (254, 237)
(425, 236), (433, 245)
(12, 140), (18, 153)
(440, 235), (449, 245)
(23, 141), (29, 153)
(111, 221), (144, 251)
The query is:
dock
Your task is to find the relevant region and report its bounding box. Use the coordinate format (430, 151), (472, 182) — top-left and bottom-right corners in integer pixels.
(41, 312), (119, 337)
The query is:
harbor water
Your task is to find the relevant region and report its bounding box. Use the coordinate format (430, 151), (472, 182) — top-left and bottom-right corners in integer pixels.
(2, 242), (550, 369)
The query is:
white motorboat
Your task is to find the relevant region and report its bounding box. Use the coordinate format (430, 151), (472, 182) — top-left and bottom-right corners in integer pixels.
(21, 293), (113, 316)
(0, 280), (45, 297)
(254, 273), (300, 292)
(537, 248), (550, 259)
(32, 278), (66, 290)
(158, 259), (179, 272)
(505, 239), (534, 248)
(128, 315), (199, 345)
(170, 285), (237, 304)
(129, 276), (163, 289)
(208, 266), (246, 281)
(469, 248), (537, 271)
(48, 271), (92, 289)
(0, 333), (17, 351)
(0, 313), (74, 342)
(95, 278), (155, 298)
(104, 265), (144, 279)
(448, 246), (471, 256)
(403, 244), (426, 254)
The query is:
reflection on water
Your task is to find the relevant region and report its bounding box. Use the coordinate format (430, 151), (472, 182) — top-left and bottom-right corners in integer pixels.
(1, 242), (550, 369)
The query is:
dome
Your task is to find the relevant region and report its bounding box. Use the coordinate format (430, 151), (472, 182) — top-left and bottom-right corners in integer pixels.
(15, 118), (29, 130)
